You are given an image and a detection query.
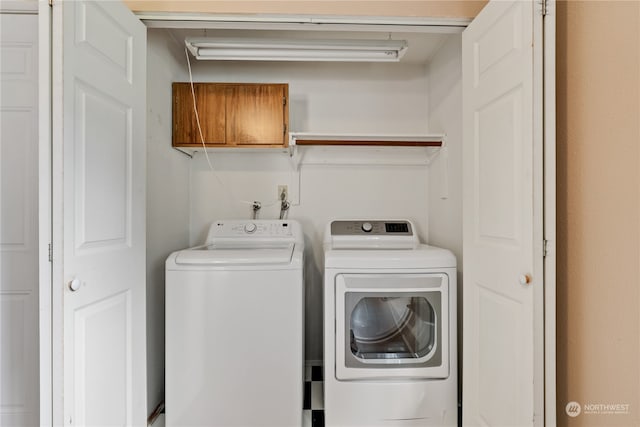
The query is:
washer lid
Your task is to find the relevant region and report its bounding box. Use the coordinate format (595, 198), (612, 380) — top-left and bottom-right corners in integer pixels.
(175, 242), (295, 265)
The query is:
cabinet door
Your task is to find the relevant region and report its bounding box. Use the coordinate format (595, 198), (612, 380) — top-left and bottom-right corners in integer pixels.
(172, 83), (226, 146)
(226, 84), (288, 146)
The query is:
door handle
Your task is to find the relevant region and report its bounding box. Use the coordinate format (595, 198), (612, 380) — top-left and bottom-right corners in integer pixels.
(519, 274), (532, 286)
(68, 278), (81, 292)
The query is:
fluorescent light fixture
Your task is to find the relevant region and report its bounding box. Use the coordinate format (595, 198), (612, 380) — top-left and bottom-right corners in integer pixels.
(185, 37), (408, 62)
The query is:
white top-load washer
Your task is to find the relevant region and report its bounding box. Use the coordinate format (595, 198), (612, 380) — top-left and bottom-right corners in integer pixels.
(323, 220), (457, 427)
(165, 220), (304, 427)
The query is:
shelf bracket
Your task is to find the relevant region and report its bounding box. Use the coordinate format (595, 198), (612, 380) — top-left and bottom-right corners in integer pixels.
(173, 147), (194, 158)
(438, 135), (449, 200)
(423, 133), (446, 164)
(287, 139), (302, 171)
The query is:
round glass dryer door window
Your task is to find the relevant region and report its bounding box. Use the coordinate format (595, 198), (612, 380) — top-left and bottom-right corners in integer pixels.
(350, 296), (435, 359)
(344, 291), (442, 369)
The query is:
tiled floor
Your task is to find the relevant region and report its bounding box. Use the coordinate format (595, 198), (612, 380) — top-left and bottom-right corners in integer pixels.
(303, 365), (325, 427)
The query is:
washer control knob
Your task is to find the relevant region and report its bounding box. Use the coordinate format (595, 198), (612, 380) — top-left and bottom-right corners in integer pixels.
(244, 223), (257, 234)
(361, 222), (373, 232)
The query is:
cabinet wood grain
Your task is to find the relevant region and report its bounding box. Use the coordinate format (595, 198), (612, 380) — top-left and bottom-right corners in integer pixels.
(173, 83), (226, 146)
(172, 82), (288, 148)
(227, 84), (287, 146)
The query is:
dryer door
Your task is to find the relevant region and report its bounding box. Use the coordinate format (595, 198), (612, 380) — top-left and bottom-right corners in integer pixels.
(335, 273), (449, 380)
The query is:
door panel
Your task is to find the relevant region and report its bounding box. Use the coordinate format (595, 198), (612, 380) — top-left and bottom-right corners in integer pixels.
(0, 12), (39, 427)
(74, 83), (131, 249)
(77, 1), (135, 81)
(476, 91), (522, 242)
(462, 1), (542, 426)
(74, 291), (132, 426)
(476, 288), (521, 426)
(55, 1), (147, 425)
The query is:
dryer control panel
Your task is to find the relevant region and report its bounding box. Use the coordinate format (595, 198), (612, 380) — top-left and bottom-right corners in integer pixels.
(331, 220), (413, 236)
(326, 220), (418, 250)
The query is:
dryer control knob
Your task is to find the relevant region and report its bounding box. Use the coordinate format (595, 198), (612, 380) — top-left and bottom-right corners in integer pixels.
(244, 223), (257, 234)
(361, 222), (373, 232)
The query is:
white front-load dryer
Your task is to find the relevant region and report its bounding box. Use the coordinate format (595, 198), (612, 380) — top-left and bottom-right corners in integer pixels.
(323, 220), (457, 427)
(165, 220), (304, 427)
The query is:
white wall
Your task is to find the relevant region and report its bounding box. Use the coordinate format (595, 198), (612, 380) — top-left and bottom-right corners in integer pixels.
(186, 59), (435, 362)
(146, 29), (191, 412)
(426, 35), (462, 260)
(426, 34), (463, 398)
(190, 60), (430, 135)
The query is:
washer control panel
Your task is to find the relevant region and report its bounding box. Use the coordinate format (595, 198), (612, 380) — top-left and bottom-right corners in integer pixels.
(330, 220), (413, 236)
(209, 220), (294, 238)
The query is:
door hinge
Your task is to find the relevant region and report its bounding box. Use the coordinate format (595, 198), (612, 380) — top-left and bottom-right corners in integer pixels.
(539, 0), (548, 16)
(543, 239), (549, 258)
(48, 243), (53, 262)
(283, 96), (287, 106)
(49, 0), (53, 7)
(283, 123), (287, 135)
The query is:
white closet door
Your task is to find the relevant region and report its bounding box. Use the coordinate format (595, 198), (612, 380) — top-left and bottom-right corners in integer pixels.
(0, 12), (39, 427)
(462, 0), (544, 426)
(52, 1), (147, 425)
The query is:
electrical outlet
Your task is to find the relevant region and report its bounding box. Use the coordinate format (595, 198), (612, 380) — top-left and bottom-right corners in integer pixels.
(278, 185), (288, 201)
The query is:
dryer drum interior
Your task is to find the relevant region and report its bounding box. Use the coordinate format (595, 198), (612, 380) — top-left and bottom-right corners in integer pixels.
(348, 295), (436, 360)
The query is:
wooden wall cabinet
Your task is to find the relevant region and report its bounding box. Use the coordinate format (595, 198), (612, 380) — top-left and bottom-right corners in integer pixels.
(172, 82), (289, 148)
